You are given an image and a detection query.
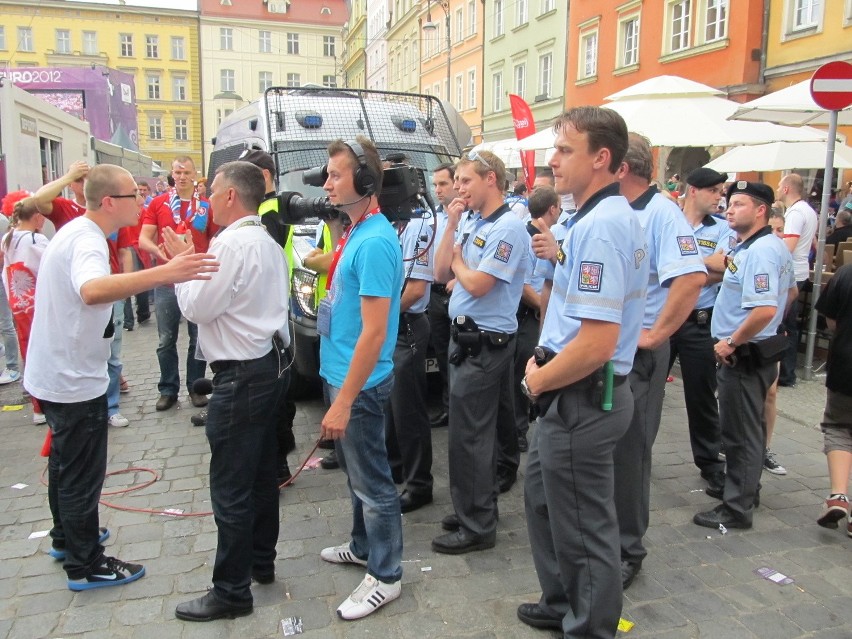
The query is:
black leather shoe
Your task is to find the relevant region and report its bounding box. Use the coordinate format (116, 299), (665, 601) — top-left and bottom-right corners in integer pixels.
(251, 569), (274, 585)
(441, 513), (460, 531)
(621, 559), (642, 590)
(431, 529), (496, 555)
(517, 603), (562, 630)
(703, 471), (725, 500)
(399, 490), (432, 513)
(190, 409), (207, 427)
(175, 591), (252, 622)
(317, 438), (335, 450)
(320, 450), (339, 470)
(498, 469), (517, 494)
(189, 392), (208, 408)
(693, 504), (752, 529)
(430, 411), (448, 428)
(705, 481), (760, 508)
(155, 394), (177, 411)
(517, 434), (529, 453)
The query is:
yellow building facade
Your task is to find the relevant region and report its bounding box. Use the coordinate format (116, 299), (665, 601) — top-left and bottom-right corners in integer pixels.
(342, 0), (367, 89)
(0, 0), (202, 173)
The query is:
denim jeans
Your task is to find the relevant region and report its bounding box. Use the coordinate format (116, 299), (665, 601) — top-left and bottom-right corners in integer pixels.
(0, 285), (20, 372)
(154, 285), (205, 396)
(207, 348), (287, 605)
(107, 299), (124, 417)
(42, 395), (108, 579)
(330, 374), (403, 583)
(124, 252), (151, 329)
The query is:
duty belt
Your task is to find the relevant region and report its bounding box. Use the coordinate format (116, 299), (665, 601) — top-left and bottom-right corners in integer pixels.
(431, 283), (449, 296)
(687, 308), (713, 325)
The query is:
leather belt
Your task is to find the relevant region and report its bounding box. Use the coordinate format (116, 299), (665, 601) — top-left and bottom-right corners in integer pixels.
(687, 308), (713, 324)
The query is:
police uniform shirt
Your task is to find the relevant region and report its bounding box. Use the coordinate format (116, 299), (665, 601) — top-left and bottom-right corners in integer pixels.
(433, 205), (449, 252)
(692, 214), (737, 309)
(532, 209), (575, 282)
(448, 204), (529, 334)
(525, 240), (545, 295)
(399, 219), (434, 314)
(630, 187), (707, 329)
(711, 227), (795, 342)
(539, 183), (650, 376)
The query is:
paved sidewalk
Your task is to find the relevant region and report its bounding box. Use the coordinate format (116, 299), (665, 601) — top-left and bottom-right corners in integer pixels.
(0, 322), (850, 638)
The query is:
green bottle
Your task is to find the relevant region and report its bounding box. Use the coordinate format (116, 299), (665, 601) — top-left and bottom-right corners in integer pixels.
(601, 361), (614, 411)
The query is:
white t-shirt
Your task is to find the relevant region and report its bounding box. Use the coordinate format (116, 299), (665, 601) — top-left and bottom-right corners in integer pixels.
(783, 199), (818, 282)
(24, 216), (112, 403)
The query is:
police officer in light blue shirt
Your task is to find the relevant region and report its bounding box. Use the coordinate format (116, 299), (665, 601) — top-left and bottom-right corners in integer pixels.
(518, 107), (649, 639)
(431, 149), (528, 556)
(693, 181), (797, 531)
(669, 167), (737, 498)
(613, 134), (707, 591)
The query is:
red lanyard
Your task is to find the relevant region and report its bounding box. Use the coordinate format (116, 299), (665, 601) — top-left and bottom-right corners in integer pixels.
(325, 208), (379, 290)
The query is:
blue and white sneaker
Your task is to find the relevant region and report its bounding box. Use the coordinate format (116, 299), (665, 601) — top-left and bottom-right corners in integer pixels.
(67, 555), (145, 591)
(49, 527), (110, 561)
(0, 368), (20, 385)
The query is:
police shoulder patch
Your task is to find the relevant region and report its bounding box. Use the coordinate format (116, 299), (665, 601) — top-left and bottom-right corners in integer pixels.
(677, 235), (699, 256)
(754, 273), (770, 292)
(578, 261), (603, 292)
(415, 252), (429, 266)
(494, 240), (513, 263)
(473, 235), (486, 248)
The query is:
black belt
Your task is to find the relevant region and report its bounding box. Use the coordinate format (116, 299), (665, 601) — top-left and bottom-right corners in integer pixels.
(687, 308), (713, 324)
(402, 311), (425, 321)
(565, 370), (628, 391)
(431, 283), (449, 296)
(210, 348), (274, 374)
(481, 330), (514, 348)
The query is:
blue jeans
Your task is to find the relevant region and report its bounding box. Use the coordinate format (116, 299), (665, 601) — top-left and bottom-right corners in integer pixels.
(42, 395), (108, 579)
(0, 285), (20, 372)
(107, 299), (124, 417)
(330, 374), (403, 583)
(207, 348), (287, 605)
(155, 285), (205, 396)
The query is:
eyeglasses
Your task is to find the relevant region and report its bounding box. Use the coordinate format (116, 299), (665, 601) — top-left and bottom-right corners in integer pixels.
(466, 150), (493, 171)
(109, 191), (142, 200)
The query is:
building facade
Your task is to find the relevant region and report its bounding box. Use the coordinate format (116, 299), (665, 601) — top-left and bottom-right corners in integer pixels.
(342, 0), (367, 89)
(481, 0), (569, 142)
(366, 0), (389, 91)
(385, 0), (421, 94)
(199, 0), (347, 169)
(0, 0), (201, 173)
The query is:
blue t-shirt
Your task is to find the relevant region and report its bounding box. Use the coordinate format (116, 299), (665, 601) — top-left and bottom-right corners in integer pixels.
(711, 227), (795, 342)
(398, 218), (434, 314)
(319, 213), (403, 389)
(448, 205), (529, 333)
(691, 214), (738, 310)
(631, 188), (707, 329)
(539, 185), (650, 376)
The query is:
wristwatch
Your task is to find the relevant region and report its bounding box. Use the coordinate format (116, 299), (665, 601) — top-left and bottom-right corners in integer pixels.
(726, 336), (737, 347)
(520, 376), (534, 400)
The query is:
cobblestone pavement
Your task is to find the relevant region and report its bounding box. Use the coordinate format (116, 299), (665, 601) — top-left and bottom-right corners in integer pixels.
(0, 320), (850, 639)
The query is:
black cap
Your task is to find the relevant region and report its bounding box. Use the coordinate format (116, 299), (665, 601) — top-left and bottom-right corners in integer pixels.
(238, 149), (275, 173)
(686, 167), (728, 188)
(726, 180), (775, 208)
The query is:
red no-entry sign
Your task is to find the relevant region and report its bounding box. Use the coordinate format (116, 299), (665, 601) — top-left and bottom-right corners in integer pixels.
(810, 61), (852, 111)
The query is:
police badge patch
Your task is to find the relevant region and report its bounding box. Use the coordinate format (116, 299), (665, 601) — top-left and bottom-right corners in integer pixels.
(494, 240), (513, 263)
(473, 235), (486, 248)
(415, 252), (429, 266)
(578, 261), (603, 292)
(677, 235), (699, 256)
(754, 274), (770, 292)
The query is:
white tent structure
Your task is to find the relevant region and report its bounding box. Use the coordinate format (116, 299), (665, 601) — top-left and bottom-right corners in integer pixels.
(470, 137), (553, 169)
(705, 140), (852, 172)
(730, 79), (852, 127)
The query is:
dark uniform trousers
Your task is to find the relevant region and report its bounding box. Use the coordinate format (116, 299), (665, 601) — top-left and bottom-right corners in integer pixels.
(718, 356), (777, 522)
(614, 342), (670, 563)
(669, 316), (725, 475)
(512, 306), (539, 439)
(428, 285), (452, 413)
(385, 312), (433, 496)
(448, 335), (517, 537)
(525, 381), (633, 639)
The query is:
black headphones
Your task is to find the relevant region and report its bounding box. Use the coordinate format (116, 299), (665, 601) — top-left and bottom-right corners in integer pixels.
(344, 140), (378, 196)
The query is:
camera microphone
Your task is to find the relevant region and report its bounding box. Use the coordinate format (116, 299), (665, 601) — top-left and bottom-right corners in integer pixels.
(192, 378), (213, 396)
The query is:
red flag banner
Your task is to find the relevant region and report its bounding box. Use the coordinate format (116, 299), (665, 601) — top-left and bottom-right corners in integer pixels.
(509, 93), (537, 191)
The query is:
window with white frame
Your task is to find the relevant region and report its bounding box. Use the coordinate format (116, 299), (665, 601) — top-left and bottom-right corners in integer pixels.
(220, 69), (235, 92)
(323, 74), (337, 88)
(173, 76), (186, 101)
(148, 116), (162, 140)
(220, 28), (233, 50)
(259, 30), (271, 53)
(174, 117), (188, 141)
(579, 30), (598, 79)
(323, 36), (335, 56)
(493, 72), (503, 111)
(17, 27), (33, 52)
(0, 27), (5, 51)
(514, 63), (526, 98)
(146, 75), (161, 100)
(287, 33), (299, 55)
(669, 0), (691, 52)
(792, 0), (820, 29)
(620, 16), (639, 67)
(119, 33), (133, 57)
(456, 9), (464, 42)
(286, 72), (300, 87)
(259, 71), (273, 93)
(494, 0), (505, 36)
(542, 0), (556, 12)
(171, 36), (185, 60)
(56, 30), (71, 54)
(456, 74), (464, 110)
(433, 82), (441, 99)
(517, 0), (528, 26)
(83, 31), (98, 55)
(468, 68), (477, 108)
(539, 52), (552, 97)
(704, 0), (727, 41)
(468, 0), (477, 36)
(146, 35), (159, 58)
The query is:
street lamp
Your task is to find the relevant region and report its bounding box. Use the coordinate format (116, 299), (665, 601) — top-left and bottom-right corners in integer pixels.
(423, 0), (451, 103)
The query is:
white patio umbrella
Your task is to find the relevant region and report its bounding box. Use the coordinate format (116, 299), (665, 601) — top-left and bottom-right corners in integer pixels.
(730, 79), (852, 126)
(705, 140), (852, 172)
(471, 138), (553, 169)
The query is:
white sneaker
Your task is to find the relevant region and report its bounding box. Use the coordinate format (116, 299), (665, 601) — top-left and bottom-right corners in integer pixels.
(320, 543), (368, 567)
(0, 368), (20, 385)
(336, 573), (400, 620)
(108, 413), (130, 428)
(33, 413), (47, 425)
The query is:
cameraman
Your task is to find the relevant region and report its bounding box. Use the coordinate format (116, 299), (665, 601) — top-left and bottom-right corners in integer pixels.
(316, 137), (404, 620)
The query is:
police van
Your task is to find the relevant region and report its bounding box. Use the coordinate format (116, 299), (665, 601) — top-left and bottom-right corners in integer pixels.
(209, 85), (467, 396)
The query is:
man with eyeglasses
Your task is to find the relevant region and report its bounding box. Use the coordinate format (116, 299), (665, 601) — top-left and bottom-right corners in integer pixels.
(25, 163), (218, 592)
(432, 149), (528, 555)
(669, 167), (737, 501)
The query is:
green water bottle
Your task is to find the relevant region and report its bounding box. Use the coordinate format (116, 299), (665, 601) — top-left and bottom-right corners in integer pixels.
(601, 361), (614, 411)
